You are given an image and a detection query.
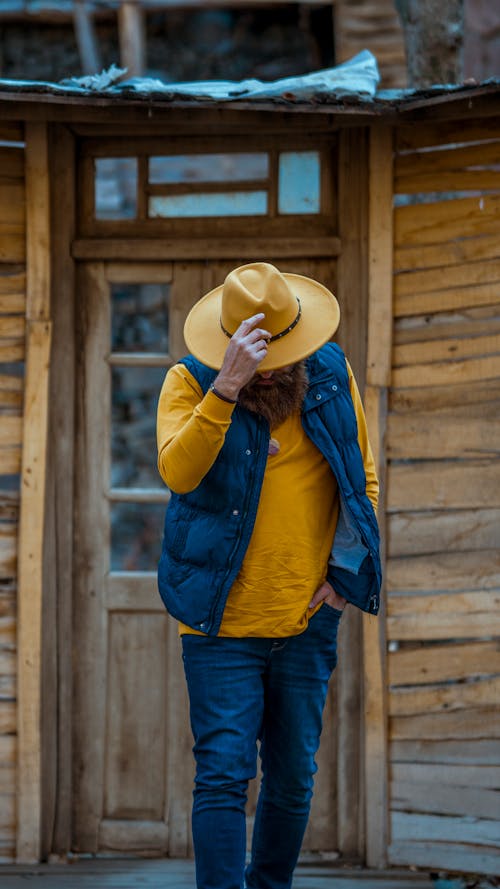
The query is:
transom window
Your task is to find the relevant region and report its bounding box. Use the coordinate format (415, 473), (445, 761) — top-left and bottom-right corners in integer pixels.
(94, 150), (322, 221)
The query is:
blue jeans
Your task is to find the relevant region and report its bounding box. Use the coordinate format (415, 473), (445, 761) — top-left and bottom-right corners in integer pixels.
(181, 604), (343, 889)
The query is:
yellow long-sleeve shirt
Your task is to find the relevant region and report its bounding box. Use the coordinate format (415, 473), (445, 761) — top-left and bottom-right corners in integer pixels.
(157, 361), (378, 637)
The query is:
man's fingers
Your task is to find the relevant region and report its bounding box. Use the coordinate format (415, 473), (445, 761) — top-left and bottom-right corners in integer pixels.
(238, 313), (266, 333)
(308, 588), (327, 609)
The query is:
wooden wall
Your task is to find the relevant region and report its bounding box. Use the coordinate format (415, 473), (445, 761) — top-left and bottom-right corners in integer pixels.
(386, 117), (500, 875)
(0, 122), (25, 861)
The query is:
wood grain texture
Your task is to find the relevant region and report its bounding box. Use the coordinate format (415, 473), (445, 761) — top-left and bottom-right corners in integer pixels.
(387, 590), (500, 640)
(16, 320), (52, 863)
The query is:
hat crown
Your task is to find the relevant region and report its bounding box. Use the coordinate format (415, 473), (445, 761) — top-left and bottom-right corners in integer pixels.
(221, 262), (299, 338)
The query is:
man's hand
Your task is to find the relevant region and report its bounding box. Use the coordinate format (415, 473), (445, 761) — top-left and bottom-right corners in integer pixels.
(309, 580), (346, 612)
(213, 313), (271, 401)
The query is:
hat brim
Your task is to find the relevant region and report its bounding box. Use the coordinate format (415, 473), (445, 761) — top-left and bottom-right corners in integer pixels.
(183, 272), (340, 371)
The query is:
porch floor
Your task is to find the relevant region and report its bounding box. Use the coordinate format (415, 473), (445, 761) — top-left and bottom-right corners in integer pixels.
(0, 858), (435, 888)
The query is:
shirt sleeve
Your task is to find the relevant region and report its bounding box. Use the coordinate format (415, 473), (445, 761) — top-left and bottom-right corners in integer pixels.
(157, 363), (236, 494)
(346, 361), (379, 513)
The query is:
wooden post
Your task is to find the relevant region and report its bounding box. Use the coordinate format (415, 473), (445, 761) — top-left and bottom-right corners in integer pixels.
(363, 123), (394, 868)
(118, 1), (146, 78)
(44, 124), (77, 858)
(16, 122), (52, 863)
(336, 126), (369, 858)
(73, 0), (102, 75)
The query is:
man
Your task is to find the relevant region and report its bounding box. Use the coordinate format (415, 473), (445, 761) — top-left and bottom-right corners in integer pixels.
(157, 262), (381, 889)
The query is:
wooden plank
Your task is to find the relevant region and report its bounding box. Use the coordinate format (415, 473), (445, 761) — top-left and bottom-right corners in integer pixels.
(395, 259), (500, 299)
(0, 293), (25, 313)
(98, 819), (168, 852)
(336, 127), (369, 859)
(391, 762), (500, 789)
(386, 550), (500, 593)
(395, 169), (500, 193)
(0, 651), (16, 698)
(0, 122), (23, 142)
(105, 262), (173, 283)
(106, 573), (163, 611)
(0, 524), (17, 576)
(362, 383), (389, 869)
(388, 839), (500, 875)
(46, 123), (76, 857)
(0, 185), (25, 223)
(386, 461), (500, 512)
(72, 236), (342, 261)
(393, 331), (500, 365)
(389, 676), (500, 716)
(389, 377), (500, 412)
(390, 707), (500, 740)
(394, 281), (500, 318)
(388, 641), (500, 686)
(392, 778), (500, 820)
(395, 119), (500, 152)
(0, 416), (22, 447)
(104, 613), (168, 821)
(391, 810), (500, 847)
(394, 194), (500, 247)
(390, 738), (500, 765)
(394, 232), (500, 274)
(118, 1), (146, 78)
(388, 509), (499, 557)
(0, 231), (25, 264)
(72, 262), (110, 853)
(366, 124), (393, 387)
(0, 269), (25, 295)
(0, 343), (25, 362)
(0, 446), (21, 475)
(0, 700), (16, 738)
(387, 590), (500, 640)
(73, 0), (102, 75)
(0, 316), (25, 339)
(394, 306), (500, 346)
(0, 792), (15, 833)
(396, 141), (500, 176)
(16, 318), (52, 864)
(25, 122), (50, 321)
(386, 406), (500, 459)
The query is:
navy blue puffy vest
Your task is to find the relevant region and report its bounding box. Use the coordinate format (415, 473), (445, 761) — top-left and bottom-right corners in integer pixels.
(158, 343), (381, 634)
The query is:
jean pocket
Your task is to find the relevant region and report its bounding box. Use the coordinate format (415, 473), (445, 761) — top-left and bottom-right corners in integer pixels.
(321, 603), (344, 618)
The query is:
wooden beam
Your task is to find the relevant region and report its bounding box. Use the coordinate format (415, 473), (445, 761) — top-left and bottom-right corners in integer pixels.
(335, 126), (369, 858)
(118, 1), (146, 79)
(16, 122), (52, 863)
(45, 124), (77, 857)
(73, 0), (102, 75)
(72, 236), (341, 261)
(362, 123), (394, 869)
(367, 125), (393, 388)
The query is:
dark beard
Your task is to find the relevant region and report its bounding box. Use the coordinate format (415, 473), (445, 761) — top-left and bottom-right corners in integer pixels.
(238, 362), (308, 430)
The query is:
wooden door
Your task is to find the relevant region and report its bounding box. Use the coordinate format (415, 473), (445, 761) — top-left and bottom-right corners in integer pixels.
(73, 257), (342, 857)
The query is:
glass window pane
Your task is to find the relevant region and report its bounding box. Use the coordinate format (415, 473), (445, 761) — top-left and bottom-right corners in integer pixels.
(149, 153), (268, 184)
(278, 151), (320, 215)
(149, 191), (267, 218)
(110, 501), (166, 571)
(95, 157), (137, 220)
(112, 365), (167, 490)
(111, 282), (169, 354)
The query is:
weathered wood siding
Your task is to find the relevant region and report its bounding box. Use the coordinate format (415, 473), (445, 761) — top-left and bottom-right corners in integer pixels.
(0, 123), (25, 862)
(387, 119), (500, 875)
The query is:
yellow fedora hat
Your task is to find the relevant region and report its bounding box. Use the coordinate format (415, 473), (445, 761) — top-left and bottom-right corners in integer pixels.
(183, 262), (340, 371)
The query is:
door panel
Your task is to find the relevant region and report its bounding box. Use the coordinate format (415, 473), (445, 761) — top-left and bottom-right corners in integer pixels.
(73, 257), (341, 856)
